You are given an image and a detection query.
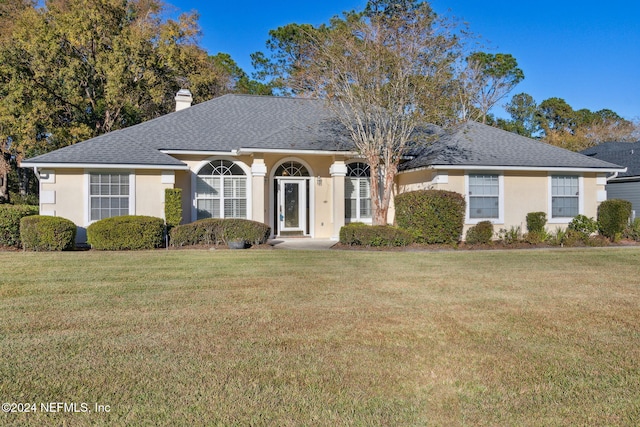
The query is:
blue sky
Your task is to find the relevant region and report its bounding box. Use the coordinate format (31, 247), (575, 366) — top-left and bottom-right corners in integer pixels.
(167, 0), (640, 120)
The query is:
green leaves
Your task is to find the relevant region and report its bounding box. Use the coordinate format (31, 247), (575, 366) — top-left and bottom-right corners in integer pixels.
(0, 0), (247, 161)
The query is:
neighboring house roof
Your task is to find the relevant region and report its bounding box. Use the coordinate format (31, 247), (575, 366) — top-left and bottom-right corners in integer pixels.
(22, 94), (625, 173)
(580, 141), (640, 180)
(400, 121), (625, 172)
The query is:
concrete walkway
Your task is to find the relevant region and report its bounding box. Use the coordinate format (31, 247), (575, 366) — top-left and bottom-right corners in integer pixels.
(268, 238), (336, 250)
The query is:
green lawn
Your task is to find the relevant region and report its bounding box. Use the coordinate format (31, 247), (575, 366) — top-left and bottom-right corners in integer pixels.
(1, 248), (639, 426)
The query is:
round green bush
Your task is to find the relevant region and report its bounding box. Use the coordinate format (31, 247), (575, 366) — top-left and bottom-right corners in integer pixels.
(20, 215), (76, 251)
(170, 218), (271, 247)
(465, 221), (494, 244)
(0, 204), (39, 247)
(597, 199), (632, 241)
(339, 223), (413, 247)
(87, 215), (164, 250)
(395, 190), (465, 244)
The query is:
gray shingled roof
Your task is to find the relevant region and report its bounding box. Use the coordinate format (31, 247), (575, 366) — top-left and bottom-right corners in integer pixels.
(22, 95), (355, 167)
(22, 94), (624, 172)
(400, 121), (624, 171)
(581, 141), (640, 179)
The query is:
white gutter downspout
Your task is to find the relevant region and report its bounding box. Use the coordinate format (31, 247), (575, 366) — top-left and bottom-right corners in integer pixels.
(33, 166), (41, 180)
(606, 171), (620, 182)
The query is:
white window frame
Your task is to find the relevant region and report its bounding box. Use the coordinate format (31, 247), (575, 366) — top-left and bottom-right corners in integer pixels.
(191, 158), (251, 221)
(84, 170), (136, 226)
(465, 172), (504, 224)
(548, 174), (584, 223)
(345, 162), (372, 224)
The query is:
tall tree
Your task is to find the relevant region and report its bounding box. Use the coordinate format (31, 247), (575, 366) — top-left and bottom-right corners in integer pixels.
(457, 52), (524, 124)
(212, 53), (272, 95)
(284, 0), (462, 224)
(250, 23), (321, 95)
(0, 0), (241, 200)
(506, 96), (639, 151)
(499, 92), (539, 137)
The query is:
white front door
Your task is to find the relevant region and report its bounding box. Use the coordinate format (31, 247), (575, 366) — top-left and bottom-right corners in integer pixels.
(278, 179), (306, 234)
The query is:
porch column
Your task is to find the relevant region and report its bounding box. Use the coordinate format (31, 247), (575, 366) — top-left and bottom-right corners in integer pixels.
(330, 161), (347, 241)
(251, 159), (267, 223)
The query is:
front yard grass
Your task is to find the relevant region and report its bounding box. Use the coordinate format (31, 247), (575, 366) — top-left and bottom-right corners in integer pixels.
(1, 248), (639, 426)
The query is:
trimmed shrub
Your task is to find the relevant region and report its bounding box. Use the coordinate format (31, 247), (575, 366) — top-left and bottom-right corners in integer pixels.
(339, 223), (413, 247)
(20, 215), (76, 251)
(526, 212), (547, 233)
(220, 218), (271, 245)
(164, 188), (182, 228)
(0, 204), (38, 247)
(465, 221), (494, 244)
(170, 218), (271, 247)
(395, 190), (465, 244)
(598, 199), (632, 241)
(87, 215), (164, 250)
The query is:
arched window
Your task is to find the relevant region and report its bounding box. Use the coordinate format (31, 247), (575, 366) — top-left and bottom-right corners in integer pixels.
(275, 161), (310, 177)
(196, 160), (247, 219)
(345, 162), (371, 222)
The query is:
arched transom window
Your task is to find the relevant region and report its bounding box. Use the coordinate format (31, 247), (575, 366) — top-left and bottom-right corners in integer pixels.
(275, 161), (309, 177)
(345, 162), (371, 222)
(196, 160), (247, 219)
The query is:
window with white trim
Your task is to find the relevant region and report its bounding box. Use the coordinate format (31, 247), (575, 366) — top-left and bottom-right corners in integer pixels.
(468, 174), (500, 219)
(90, 173), (130, 221)
(345, 162), (371, 222)
(551, 175), (579, 218)
(196, 160), (247, 219)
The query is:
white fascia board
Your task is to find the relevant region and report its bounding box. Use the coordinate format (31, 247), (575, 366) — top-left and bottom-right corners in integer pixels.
(20, 162), (189, 171)
(396, 166), (434, 175)
(430, 164), (627, 173)
(238, 148), (359, 156)
(161, 150), (240, 156)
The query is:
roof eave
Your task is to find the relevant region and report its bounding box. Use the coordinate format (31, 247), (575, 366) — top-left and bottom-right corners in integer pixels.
(237, 147), (360, 156)
(398, 164), (627, 174)
(20, 162), (190, 171)
(434, 164), (627, 173)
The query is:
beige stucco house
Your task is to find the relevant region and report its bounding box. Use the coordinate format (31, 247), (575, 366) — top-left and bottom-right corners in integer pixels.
(21, 93), (625, 242)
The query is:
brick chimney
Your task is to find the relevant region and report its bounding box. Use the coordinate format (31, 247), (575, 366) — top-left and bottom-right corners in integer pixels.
(174, 89), (193, 111)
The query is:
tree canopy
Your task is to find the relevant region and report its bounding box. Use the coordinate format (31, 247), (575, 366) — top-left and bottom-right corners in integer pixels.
(497, 93), (637, 151)
(457, 52), (524, 124)
(253, 0), (465, 224)
(0, 0), (263, 202)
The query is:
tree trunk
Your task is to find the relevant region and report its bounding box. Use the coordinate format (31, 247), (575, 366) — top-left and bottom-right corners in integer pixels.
(0, 152), (10, 203)
(0, 170), (9, 203)
(18, 166), (31, 196)
(369, 161), (397, 226)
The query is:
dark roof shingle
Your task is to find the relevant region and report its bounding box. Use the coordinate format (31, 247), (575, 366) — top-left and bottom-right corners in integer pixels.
(400, 121), (624, 171)
(581, 141), (640, 178)
(23, 95), (624, 173)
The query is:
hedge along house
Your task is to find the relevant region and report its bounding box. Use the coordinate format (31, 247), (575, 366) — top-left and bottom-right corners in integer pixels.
(21, 93), (625, 243)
